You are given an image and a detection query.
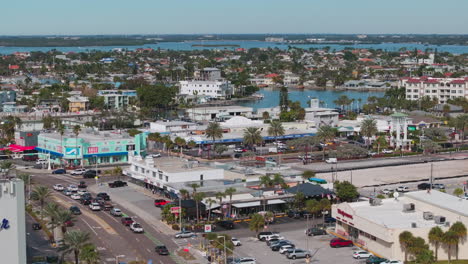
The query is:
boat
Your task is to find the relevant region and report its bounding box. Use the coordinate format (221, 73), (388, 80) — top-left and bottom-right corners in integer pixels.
(252, 93), (264, 100)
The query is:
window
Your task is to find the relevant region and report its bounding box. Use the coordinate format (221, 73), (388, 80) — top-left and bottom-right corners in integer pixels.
(141, 167), (145, 173)
(432, 90), (437, 93)
(159, 174), (162, 180)
(165, 176), (169, 182)
(451, 90), (457, 94)
(407, 95), (411, 99)
(413, 95), (419, 99)
(459, 90), (463, 94)
(153, 171), (156, 178)
(413, 89), (418, 93)
(425, 90), (430, 93)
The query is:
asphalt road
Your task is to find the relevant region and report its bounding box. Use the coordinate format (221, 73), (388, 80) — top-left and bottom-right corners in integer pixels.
(30, 172), (180, 264)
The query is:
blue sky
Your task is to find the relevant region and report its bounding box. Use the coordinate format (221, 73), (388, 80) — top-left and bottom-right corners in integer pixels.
(1, 0), (467, 35)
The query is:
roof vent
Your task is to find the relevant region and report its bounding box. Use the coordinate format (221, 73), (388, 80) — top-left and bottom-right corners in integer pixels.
(403, 203), (415, 212)
(435, 216), (446, 224)
(369, 198), (382, 206)
(423, 212), (434, 220)
(411, 222), (417, 228)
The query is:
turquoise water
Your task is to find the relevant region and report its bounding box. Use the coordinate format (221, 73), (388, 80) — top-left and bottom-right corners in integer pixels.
(1, 40), (467, 54)
(239, 88), (384, 110)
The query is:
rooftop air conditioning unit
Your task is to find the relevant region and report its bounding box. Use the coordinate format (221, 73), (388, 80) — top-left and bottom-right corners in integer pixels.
(403, 203), (415, 212)
(445, 222), (451, 227)
(411, 222), (417, 228)
(435, 216), (446, 224)
(370, 198), (382, 206)
(423, 212), (434, 220)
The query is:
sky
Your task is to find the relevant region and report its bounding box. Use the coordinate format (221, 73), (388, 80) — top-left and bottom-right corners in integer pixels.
(1, 0), (468, 35)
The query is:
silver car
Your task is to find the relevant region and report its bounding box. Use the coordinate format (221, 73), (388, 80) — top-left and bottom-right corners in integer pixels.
(174, 231), (196, 238)
(286, 249), (311, 260)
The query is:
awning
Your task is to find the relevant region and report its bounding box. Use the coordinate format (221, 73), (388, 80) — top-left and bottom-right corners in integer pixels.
(265, 199), (286, 205)
(83, 151), (128, 158)
(35, 147), (64, 157)
(232, 201), (261, 208)
(0, 144), (36, 152)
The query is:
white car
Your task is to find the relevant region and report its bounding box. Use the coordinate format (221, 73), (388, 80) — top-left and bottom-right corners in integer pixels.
(89, 202), (101, 211)
(36, 159), (47, 165)
(231, 237), (241, 246)
(380, 260), (403, 264)
(353, 250), (373, 259)
(234, 258), (256, 264)
(382, 149), (393, 154)
(325, 158), (337, 164)
(265, 234), (284, 241)
(68, 185), (78, 192)
(70, 169), (87, 175)
(53, 184), (64, 191)
(279, 244), (295, 254)
(63, 189), (73, 196)
(396, 186), (410, 193)
(382, 189), (393, 194)
(151, 153), (162, 158)
(130, 222), (144, 233)
(77, 189), (88, 195)
(70, 193), (81, 200)
(368, 151), (377, 156)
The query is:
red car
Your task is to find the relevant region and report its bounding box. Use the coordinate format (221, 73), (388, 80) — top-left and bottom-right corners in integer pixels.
(330, 238), (353, 248)
(154, 199), (170, 207)
(121, 217), (134, 226)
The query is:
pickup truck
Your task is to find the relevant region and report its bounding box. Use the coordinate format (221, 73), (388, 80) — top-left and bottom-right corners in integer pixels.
(108, 180), (128, 188)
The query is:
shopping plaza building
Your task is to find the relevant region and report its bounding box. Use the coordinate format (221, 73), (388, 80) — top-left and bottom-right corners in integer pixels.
(36, 130), (147, 167)
(0, 179), (26, 264)
(332, 190), (468, 261)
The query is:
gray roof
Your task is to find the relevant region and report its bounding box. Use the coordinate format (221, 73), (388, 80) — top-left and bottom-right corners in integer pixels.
(405, 190), (468, 217)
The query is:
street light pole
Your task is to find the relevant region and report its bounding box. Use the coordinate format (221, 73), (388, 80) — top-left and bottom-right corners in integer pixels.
(219, 235), (227, 264)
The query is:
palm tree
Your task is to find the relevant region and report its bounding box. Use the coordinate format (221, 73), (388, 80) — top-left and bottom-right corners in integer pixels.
(399, 231), (414, 263)
(259, 175), (273, 188)
(449, 221), (467, 260)
(31, 185), (52, 222)
(249, 213), (265, 237)
(215, 192), (226, 215)
(59, 230), (91, 264)
(428, 226), (444, 261)
(243, 127), (263, 148)
(189, 183), (200, 197)
(205, 198), (216, 222)
(193, 192), (206, 224)
(179, 189), (189, 200)
(43, 202), (61, 240)
(57, 122), (65, 167)
(360, 118), (378, 147)
(147, 132), (161, 150)
(17, 173), (33, 199)
(224, 187), (237, 217)
(72, 125), (81, 167)
(443, 230), (459, 263)
(317, 125), (336, 160)
(267, 120), (285, 144)
(272, 174), (285, 187)
(205, 122), (223, 158)
(79, 244), (100, 264)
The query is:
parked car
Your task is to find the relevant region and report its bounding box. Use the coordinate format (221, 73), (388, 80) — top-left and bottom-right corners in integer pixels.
(353, 250), (373, 259)
(63, 189), (73, 196)
(231, 237), (241, 246)
(271, 241), (294, 251)
(52, 169), (66, 174)
(380, 260), (403, 264)
(265, 234), (285, 241)
(36, 159), (47, 165)
(103, 201), (114, 211)
(151, 153), (162, 158)
(83, 170), (98, 178)
(325, 158), (337, 164)
(69, 206), (81, 215)
(154, 199), (170, 207)
(417, 183), (432, 190)
(53, 184), (64, 191)
(89, 202), (101, 211)
(266, 238), (281, 246)
(130, 222), (144, 233)
(80, 197), (92, 205)
(110, 208), (122, 217)
(67, 185), (78, 192)
(433, 183), (445, 189)
(233, 257), (256, 264)
(32, 223), (41, 230)
(217, 220), (235, 230)
(396, 186), (410, 192)
(77, 189), (88, 195)
(70, 193), (81, 200)
(175, 231), (196, 238)
(382, 189), (393, 194)
(234, 147), (247, 153)
(366, 256), (388, 264)
(97, 192), (110, 201)
(78, 181), (87, 188)
(382, 149), (393, 154)
(368, 151), (377, 156)
(324, 216), (336, 223)
(70, 168), (86, 175)
(306, 227), (327, 236)
(257, 231), (279, 241)
(121, 217), (134, 226)
(279, 244), (295, 254)
(286, 249), (311, 259)
(155, 245), (169, 255)
(330, 238), (353, 248)
(108, 180), (127, 188)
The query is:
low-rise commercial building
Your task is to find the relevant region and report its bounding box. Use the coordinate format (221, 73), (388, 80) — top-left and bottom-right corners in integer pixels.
(305, 99), (339, 127)
(185, 105), (253, 122)
(36, 130), (146, 167)
(332, 190), (468, 261)
(0, 179), (27, 264)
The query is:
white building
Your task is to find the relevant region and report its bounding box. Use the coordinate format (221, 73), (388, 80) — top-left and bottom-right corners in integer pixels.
(126, 156), (225, 193)
(305, 99), (339, 127)
(194, 68), (222, 81)
(149, 121), (199, 133)
(0, 179), (27, 264)
(179, 80), (233, 99)
(185, 105), (253, 122)
(333, 190), (468, 261)
(400, 77), (468, 104)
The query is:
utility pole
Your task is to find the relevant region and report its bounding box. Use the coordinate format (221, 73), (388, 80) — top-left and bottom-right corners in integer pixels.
(430, 163), (433, 188)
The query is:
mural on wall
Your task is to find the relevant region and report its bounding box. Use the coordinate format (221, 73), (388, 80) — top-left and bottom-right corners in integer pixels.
(65, 147), (80, 156)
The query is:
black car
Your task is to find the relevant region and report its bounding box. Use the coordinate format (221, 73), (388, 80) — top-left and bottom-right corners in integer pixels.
(287, 210), (301, 219)
(271, 241), (294, 251)
(80, 197), (92, 205)
(155, 245), (169, 255)
(418, 183), (432, 190)
(324, 216), (336, 223)
(217, 220), (235, 230)
(306, 228), (327, 236)
(52, 168), (66, 174)
(97, 192), (110, 201)
(69, 206), (82, 215)
(108, 180), (127, 188)
(83, 170), (97, 178)
(32, 223), (42, 230)
(78, 181), (87, 188)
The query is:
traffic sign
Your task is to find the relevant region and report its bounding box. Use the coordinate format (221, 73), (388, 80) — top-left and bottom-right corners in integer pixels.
(171, 207), (181, 214)
(204, 224), (212, 233)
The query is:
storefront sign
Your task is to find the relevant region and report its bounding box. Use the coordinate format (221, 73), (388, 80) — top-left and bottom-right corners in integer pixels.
(204, 225), (212, 233)
(337, 209), (353, 219)
(171, 207), (181, 214)
(0, 218), (10, 230)
(65, 147), (80, 156)
(88, 147), (99, 154)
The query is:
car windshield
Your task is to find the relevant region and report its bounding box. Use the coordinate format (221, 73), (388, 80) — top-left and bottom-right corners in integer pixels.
(133, 224), (141, 228)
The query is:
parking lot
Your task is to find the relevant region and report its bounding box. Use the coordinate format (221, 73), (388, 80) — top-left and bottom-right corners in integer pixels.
(230, 227), (365, 264)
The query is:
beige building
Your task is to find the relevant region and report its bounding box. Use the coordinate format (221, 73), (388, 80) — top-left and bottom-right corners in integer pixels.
(332, 190), (468, 261)
(67, 95), (89, 112)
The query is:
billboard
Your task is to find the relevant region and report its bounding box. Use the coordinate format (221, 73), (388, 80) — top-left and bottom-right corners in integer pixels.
(65, 147), (80, 156)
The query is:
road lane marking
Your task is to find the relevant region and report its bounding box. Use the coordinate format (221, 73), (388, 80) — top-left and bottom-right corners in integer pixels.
(81, 218), (98, 235)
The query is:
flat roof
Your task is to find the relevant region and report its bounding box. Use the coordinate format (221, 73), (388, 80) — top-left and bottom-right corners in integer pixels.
(188, 105), (253, 111)
(40, 131), (133, 141)
(406, 190), (468, 217)
(138, 157), (220, 173)
(350, 197), (439, 229)
(152, 121), (196, 126)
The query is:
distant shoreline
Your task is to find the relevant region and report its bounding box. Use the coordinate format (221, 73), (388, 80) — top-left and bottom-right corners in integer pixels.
(191, 44), (240, 47)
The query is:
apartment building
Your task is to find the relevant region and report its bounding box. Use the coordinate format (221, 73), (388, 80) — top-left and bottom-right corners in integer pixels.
(400, 77), (468, 104)
(179, 80), (233, 99)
